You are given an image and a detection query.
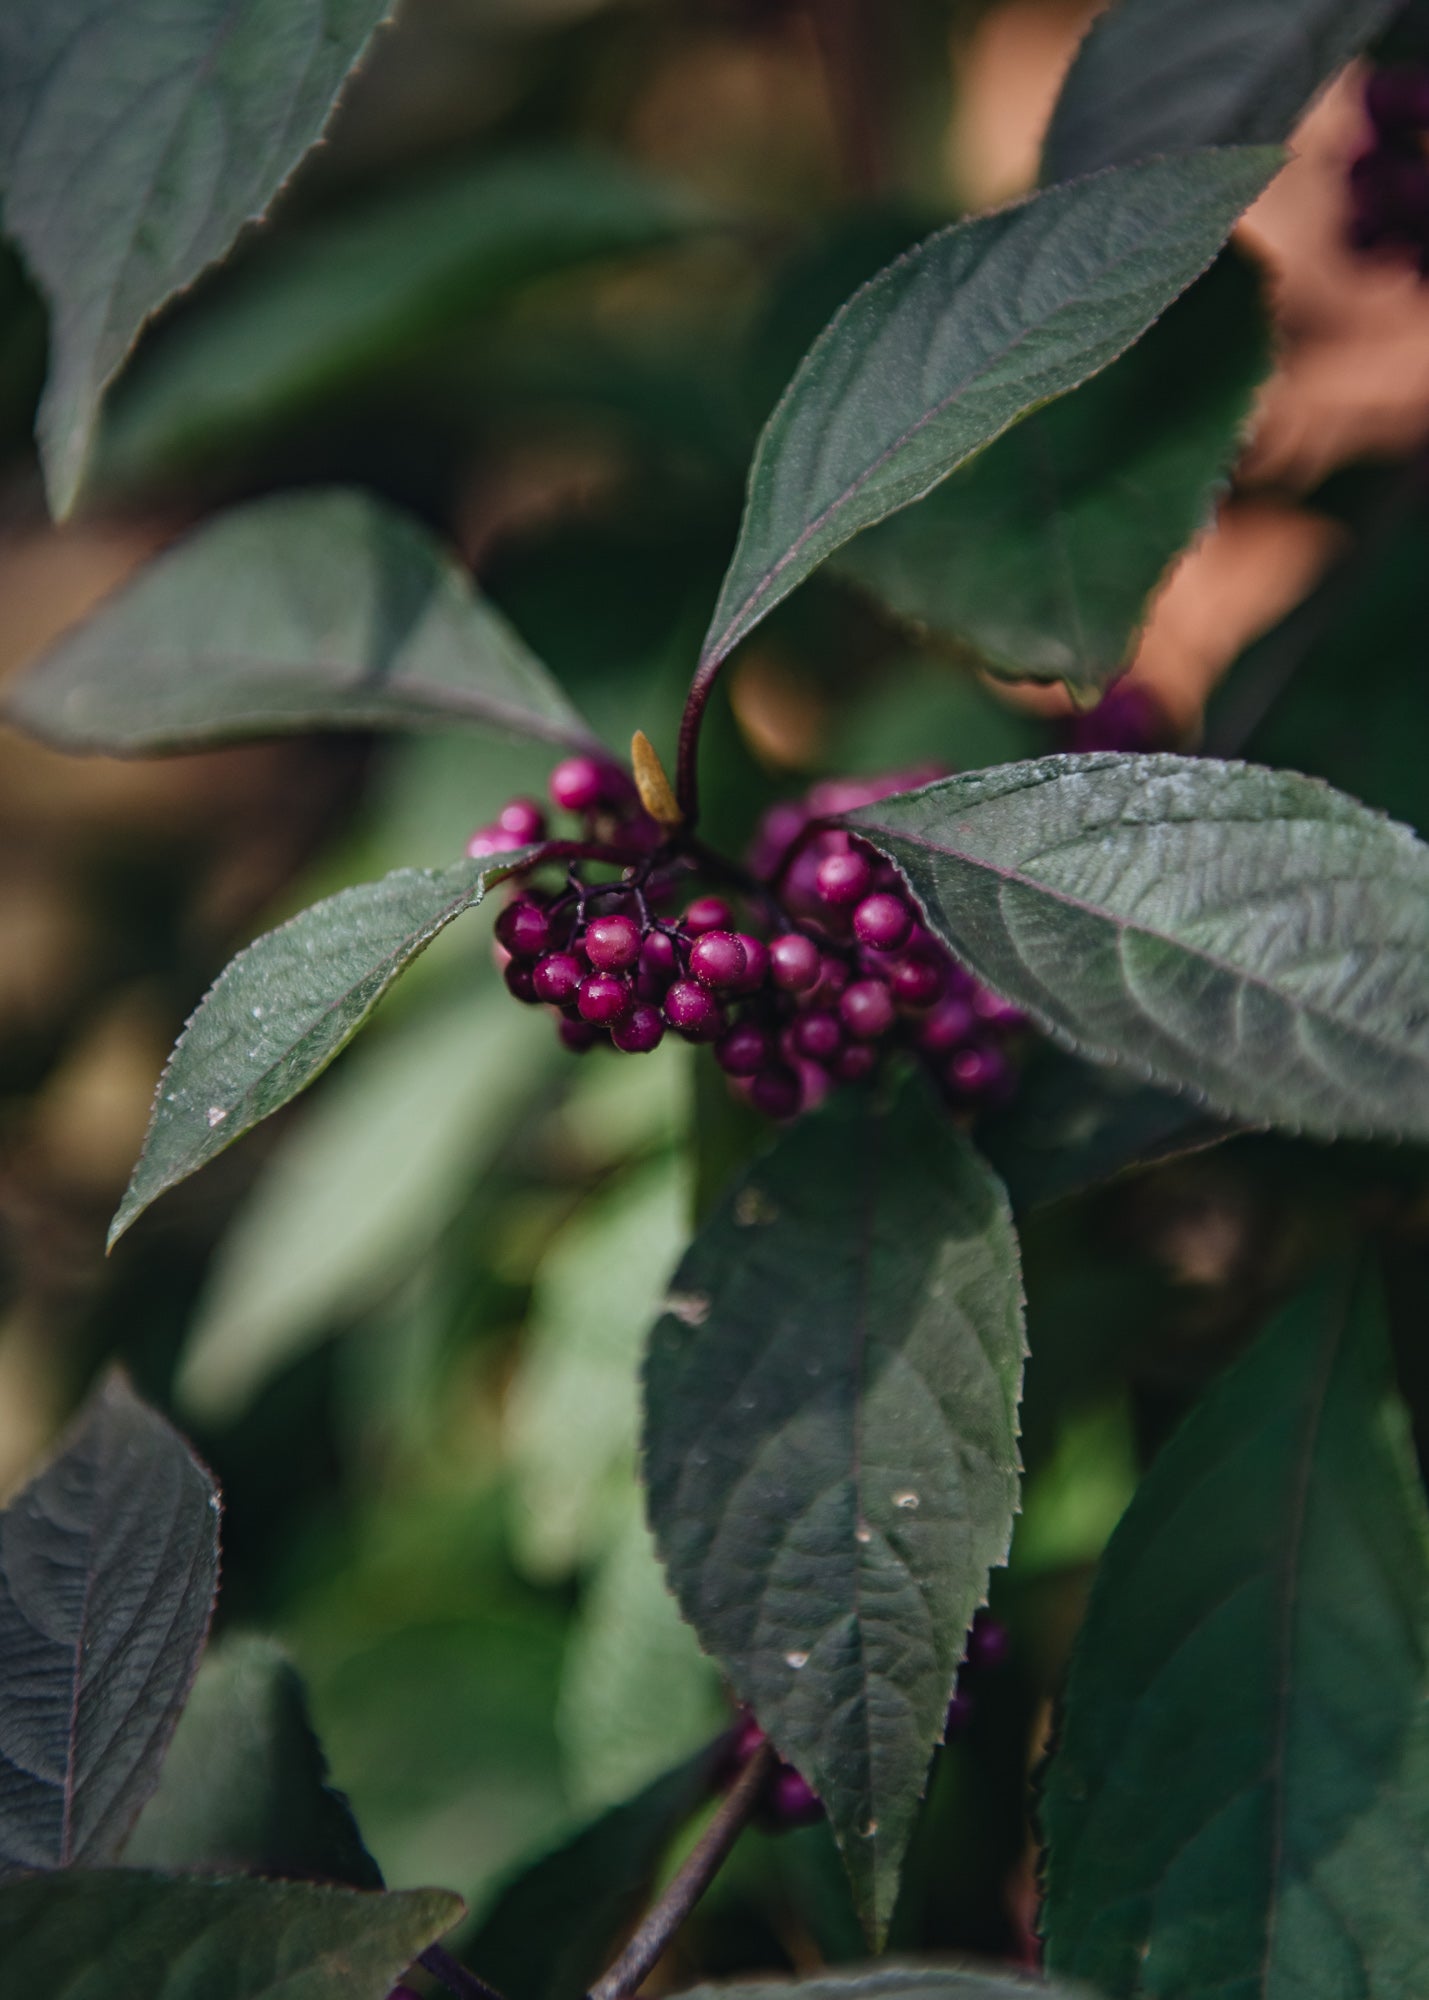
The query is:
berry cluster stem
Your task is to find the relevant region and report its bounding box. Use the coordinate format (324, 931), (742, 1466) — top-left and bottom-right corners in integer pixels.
(419, 1943), (510, 2000)
(675, 657), (723, 830)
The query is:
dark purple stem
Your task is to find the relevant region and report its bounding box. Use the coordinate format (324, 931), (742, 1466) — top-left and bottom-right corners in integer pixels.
(419, 1944), (509, 2000)
(675, 656), (724, 830)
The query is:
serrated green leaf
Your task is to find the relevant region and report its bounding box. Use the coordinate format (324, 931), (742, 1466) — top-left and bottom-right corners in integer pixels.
(849, 755), (1429, 1143)
(123, 1635), (380, 1887)
(642, 1077), (1025, 1941)
(110, 852), (534, 1248)
(837, 252), (1269, 690)
(0, 0), (394, 517)
(0, 1870), (461, 2000)
(676, 1965), (1094, 2000)
(1043, 0), (1400, 184)
(700, 148), (1280, 672)
(0, 1373), (218, 1875)
(8, 490), (594, 755)
(1041, 1256), (1429, 1996)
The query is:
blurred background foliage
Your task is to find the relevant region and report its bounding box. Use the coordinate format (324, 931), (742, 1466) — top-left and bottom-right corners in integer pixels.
(2, 0), (1429, 1984)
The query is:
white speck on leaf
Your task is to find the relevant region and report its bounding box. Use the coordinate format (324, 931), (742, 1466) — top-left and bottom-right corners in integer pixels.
(894, 1490), (919, 1509)
(855, 1521), (872, 1544)
(785, 1650), (809, 1670)
(206, 1106), (228, 1127)
(666, 1291), (710, 1326)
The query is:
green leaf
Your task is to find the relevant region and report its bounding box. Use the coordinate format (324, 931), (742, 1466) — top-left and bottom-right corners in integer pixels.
(1043, 0), (1400, 184)
(0, 1870), (461, 2000)
(700, 148), (1280, 672)
(465, 1745), (721, 2000)
(642, 1077), (1025, 1941)
(0, 1372), (218, 1874)
(1041, 1256), (1429, 1995)
(0, 0), (394, 518)
(123, 1635), (381, 1887)
(675, 1966), (1094, 2000)
(849, 755), (1429, 1143)
(8, 490), (594, 755)
(95, 150), (705, 489)
(109, 851), (533, 1248)
(837, 252), (1269, 690)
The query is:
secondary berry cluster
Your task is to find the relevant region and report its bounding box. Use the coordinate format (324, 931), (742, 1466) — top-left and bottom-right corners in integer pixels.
(1349, 61), (1429, 271)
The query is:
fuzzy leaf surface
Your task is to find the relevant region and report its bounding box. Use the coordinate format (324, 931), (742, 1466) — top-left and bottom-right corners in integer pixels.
(643, 1079), (1025, 1940)
(1041, 1257), (1429, 1995)
(849, 756), (1429, 1142)
(678, 1968), (1093, 2000)
(700, 148), (1279, 670)
(0, 1870), (460, 2000)
(0, 1373), (218, 1875)
(110, 852), (533, 1246)
(8, 490), (593, 754)
(1043, 0), (1401, 184)
(0, 0), (393, 516)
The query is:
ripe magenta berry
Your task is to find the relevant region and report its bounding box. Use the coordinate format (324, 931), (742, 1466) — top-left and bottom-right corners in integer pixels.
(684, 895), (735, 935)
(966, 1611), (1009, 1672)
(888, 951), (944, 1007)
(716, 1020), (772, 1075)
(549, 755), (607, 814)
(559, 1017), (601, 1053)
(583, 913), (642, 971)
(833, 1041), (878, 1083)
(765, 1764), (823, 1829)
(840, 979), (895, 1040)
(919, 996), (975, 1053)
(503, 959), (540, 1003)
(815, 849), (873, 906)
(577, 971), (633, 1024)
(793, 1009), (843, 1063)
(466, 824), (513, 857)
(639, 931), (678, 984)
(730, 933), (769, 993)
(946, 1043), (1011, 1101)
(971, 986), (1027, 1031)
(750, 1064), (802, 1119)
(768, 932), (821, 993)
(945, 1688), (975, 1737)
(496, 797), (547, 843)
(532, 950), (584, 1005)
(688, 930), (748, 991)
(495, 896), (552, 959)
(852, 892), (913, 952)
(665, 980), (725, 1041)
(612, 1002), (666, 1053)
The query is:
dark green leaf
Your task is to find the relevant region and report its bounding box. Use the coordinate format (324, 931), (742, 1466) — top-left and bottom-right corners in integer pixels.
(123, 1635), (380, 1887)
(677, 1966), (1093, 2000)
(0, 1870), (461, 2000)
(1041, 1256), (1429, 1995)
(700, 148), (1280, 671)
(849, 755), (1429, 1143)
(837, 252), (1269, 690)
(0, 0), (393, 517)
(1043, 0), (1399, 183)
(643, 1077), (1025, 1941)
(465, 1745), (721, 2000)
(0, 1373), (218, 1875)
(8, 491), (595, 755)
(109, 851), (533, 1247)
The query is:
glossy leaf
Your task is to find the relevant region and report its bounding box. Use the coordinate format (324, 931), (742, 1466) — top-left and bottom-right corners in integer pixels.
(1043, 0), (1400, 184)
(699, 148), (1280, 671)
(837, 252), (1269, 689)
(109, 851), (534, 1247)
(8, 490), (594, 755)
(1041, 1256), (1429, 1995)
(0, 1870), (461, 2000)
(849, 755), (1429, 1143)
(0, 1373), (218, 1875)
(124, 1635), (380, 1886)
(0, 0), (393, 517)
(677, 1967), (1093, 2000)
(643, 1077), (1025, 1940)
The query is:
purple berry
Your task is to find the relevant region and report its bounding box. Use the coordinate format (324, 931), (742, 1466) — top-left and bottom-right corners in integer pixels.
(889, 951), (944, 1008)
(466, 824), (514, 857)
(750, 1064), (802, 1119)
(920, 996), (975, 1053)
(503, 959), (540, 1004)
(946, 1043), (1012, 1102)
(578, 971), (633, 1025)
(730, 934), (769, 993)
(728, 1711), (767, 1769)
(966, 1612), (1009, 1672)
(852, 892), (913, 951)
(689, 930), (748, 991)
(716, 1020), (772, 1075)
(612, 1002), (666, 1053)
(833, 1041), (878, 1083)
(816, 849), (873, 907)
(684, 895), (735, 935)
(765, 1764), (823, 1829)
(532, 949), (584, 1005)
(793, 1009), (843, 1063)
(549, 755), (607, 814)
(495, 896), (552, 959)
(583, 913), (642, 971)
(945, 1688), (975, 1737)
(640, 930), (678, 981)
(665, 980), (725, 1041)
(389, 1988), (425, 2000)
(496, 797), (547, 844)
(840, 979), (895, 1040)
(1366, 65), (1429, 135)
(971, 986), (1027, 1031)
(769, 932), (821, 993)
(559, 1017), (602, 1053)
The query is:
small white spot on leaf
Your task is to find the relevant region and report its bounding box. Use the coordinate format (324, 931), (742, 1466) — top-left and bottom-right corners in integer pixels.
(785, 1650), (809, 1670)
(894, 1489), (919, 1510)
(855, 1521), (872, 1544)
(205, 1106), (228, 1127)
(666, 1291), (710, 1326)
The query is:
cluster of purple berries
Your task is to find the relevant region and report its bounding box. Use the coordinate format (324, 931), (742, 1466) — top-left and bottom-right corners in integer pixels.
(477, 755), (1026, 1121)
(723, 1712), (824, 1831)
(1349, 62), (1429, 271)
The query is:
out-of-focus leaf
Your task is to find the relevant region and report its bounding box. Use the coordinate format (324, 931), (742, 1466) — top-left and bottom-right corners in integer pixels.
(677, 1967), (1094, 2000)
(643, 1078), (1025, 1941)
(850, 756), (1429, 1142)
(700, 149), (1280, 671)
(1041, 1257), (1429, 1994)
(123, 1635), (380, 1886)
(1043, 0), (1400, 183)
(179, 994), (557, 1421)
(0, 1870), (460, 2000)
(0, 1373), (218, 1875)
(0, 0), (394, 516)
(9, 491), (594, 755)
(109, 851), (534, 1247)
(838, 253), (1269, 690)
